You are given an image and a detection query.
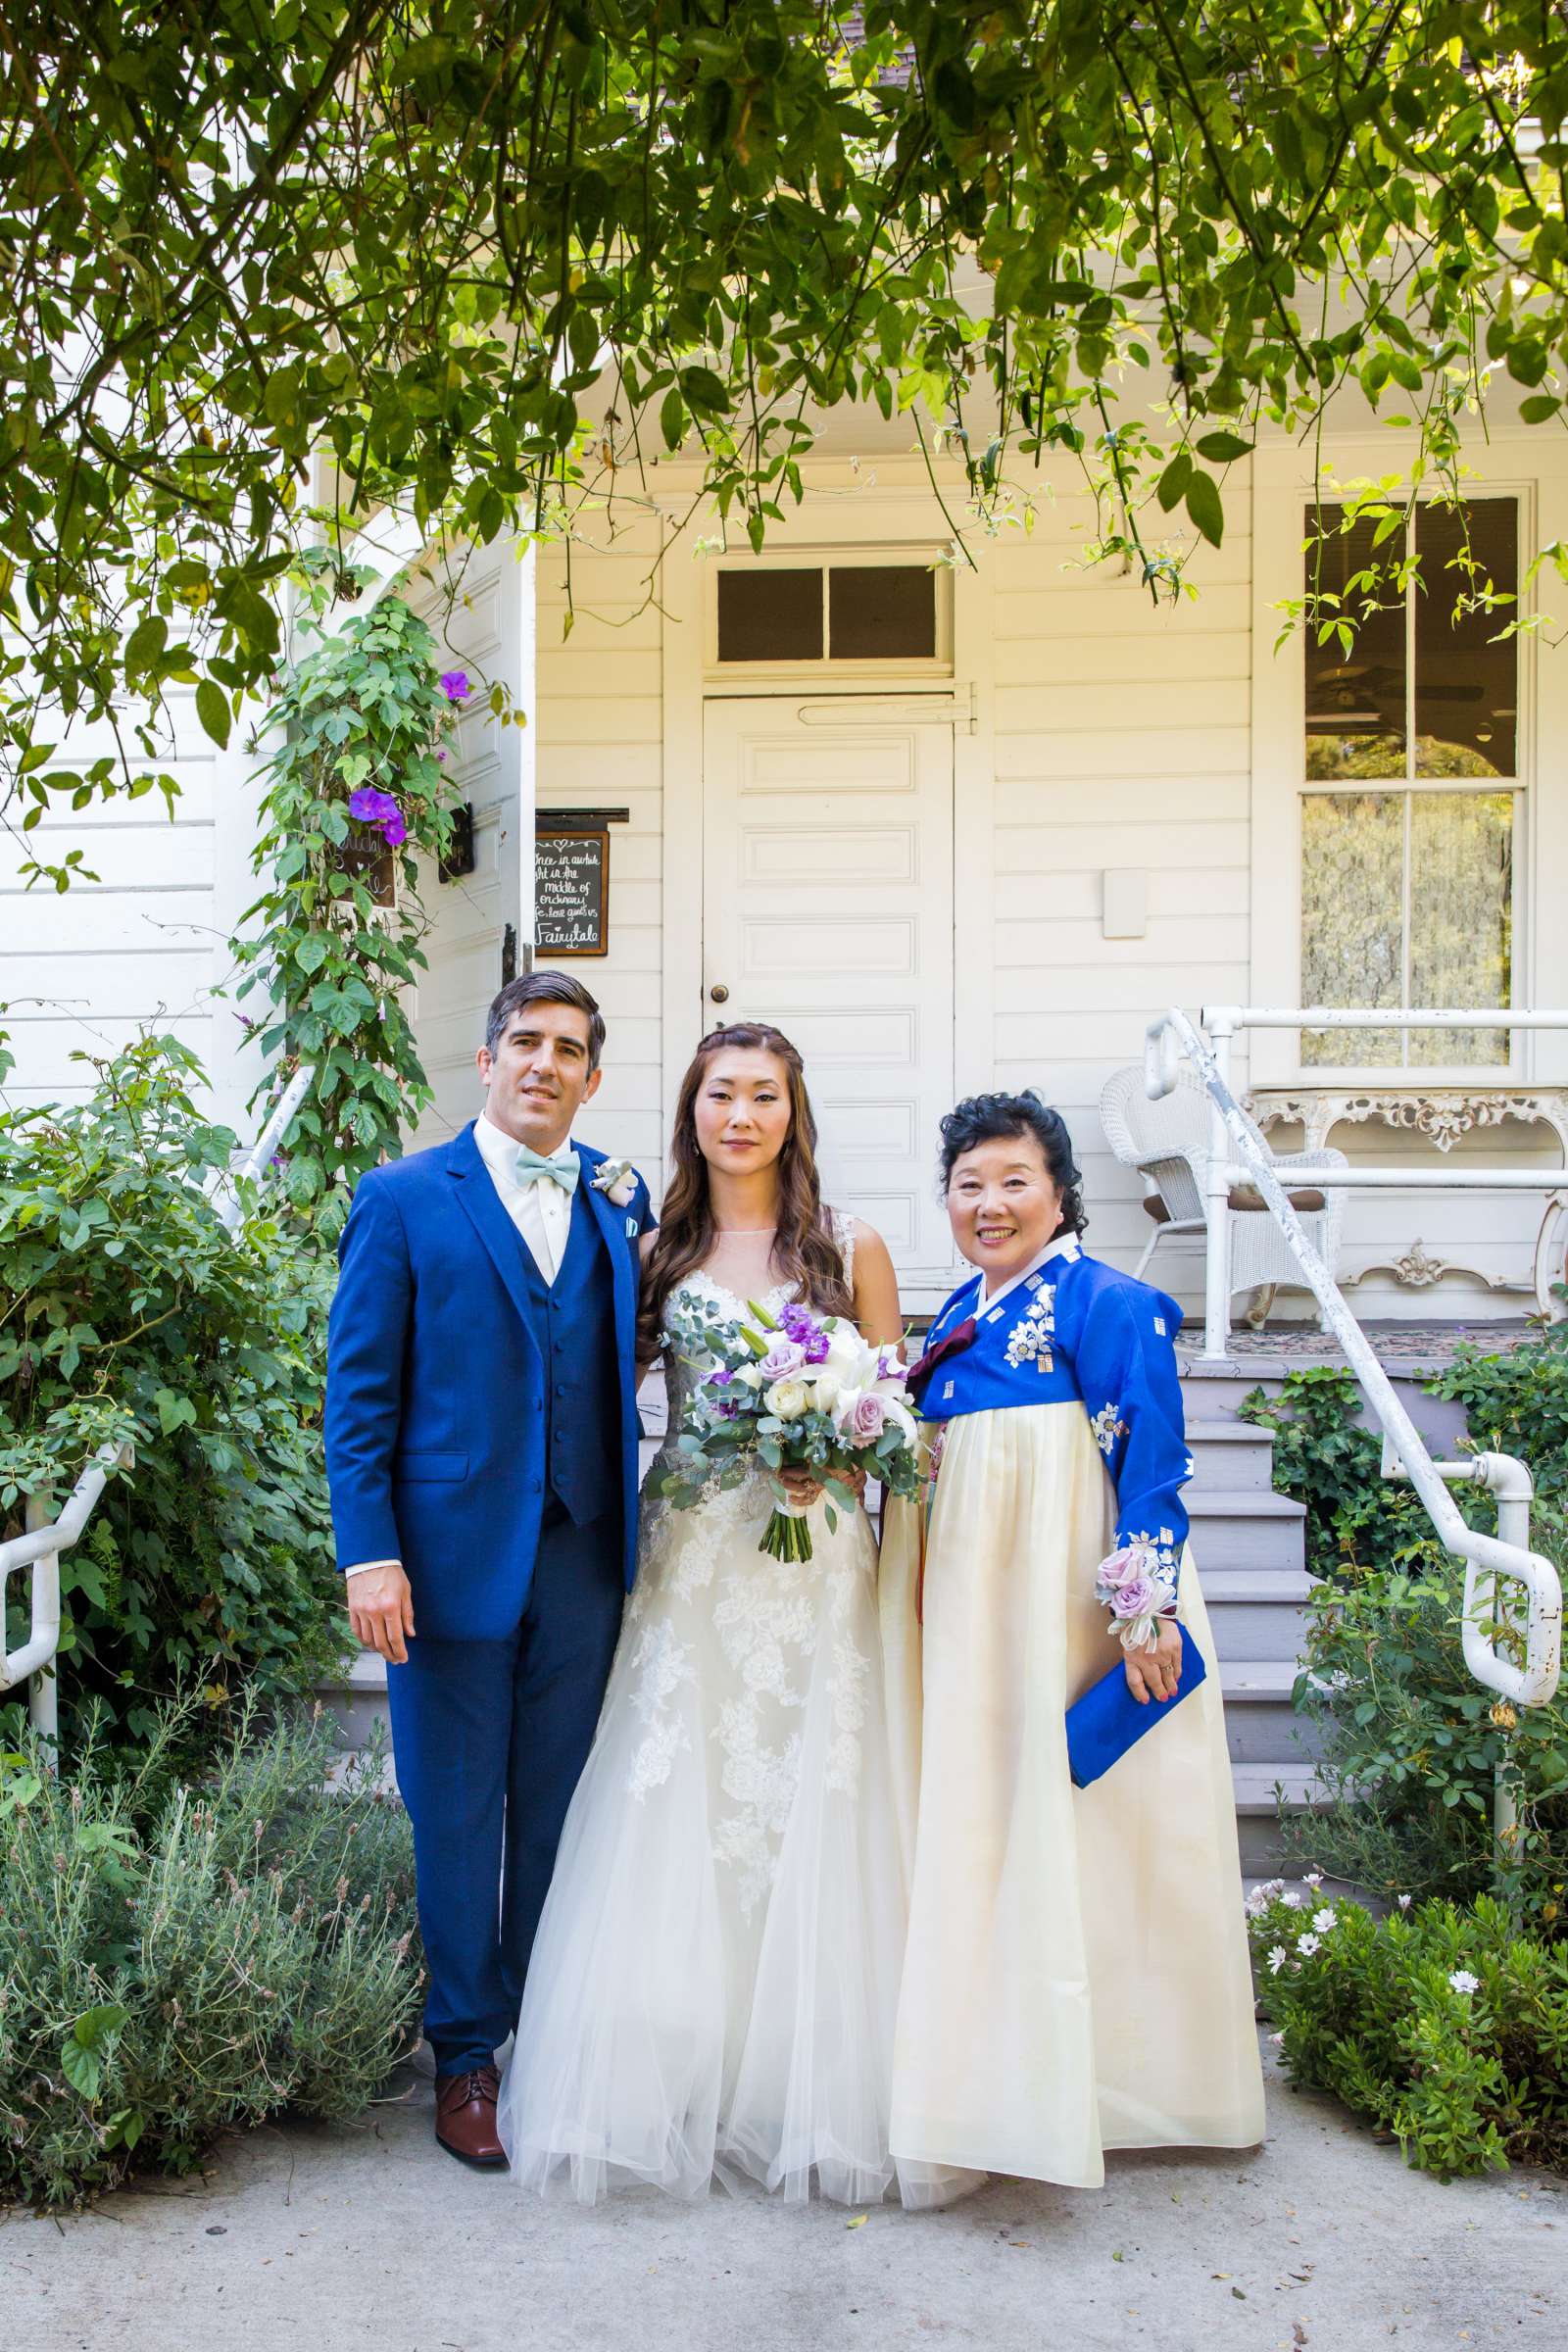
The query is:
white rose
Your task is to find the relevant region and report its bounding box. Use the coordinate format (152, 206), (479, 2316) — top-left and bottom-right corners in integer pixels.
(765, 1378), (809, 1421)
(821, 1322), (865, 1385)
(811, 1374), (842, 1416)
(734, 1363), (765, 1390)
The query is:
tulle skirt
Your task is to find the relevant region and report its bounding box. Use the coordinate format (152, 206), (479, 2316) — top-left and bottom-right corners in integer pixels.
(498, 1469), (963, 2206)
(879, 1401), (1266, 2187)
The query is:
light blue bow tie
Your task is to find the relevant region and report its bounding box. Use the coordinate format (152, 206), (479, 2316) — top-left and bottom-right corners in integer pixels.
(513, 1144), (579, 1196)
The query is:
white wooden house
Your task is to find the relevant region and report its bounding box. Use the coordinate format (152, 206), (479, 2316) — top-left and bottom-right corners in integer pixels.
(7, 409), (1568, 1331)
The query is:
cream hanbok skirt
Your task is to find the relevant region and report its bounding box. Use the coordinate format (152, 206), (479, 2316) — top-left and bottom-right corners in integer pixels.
(879, 1400), (1265, 2188)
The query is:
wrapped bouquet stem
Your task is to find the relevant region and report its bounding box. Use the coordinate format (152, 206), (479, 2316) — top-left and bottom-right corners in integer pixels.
(661, 1293), (924, 1563)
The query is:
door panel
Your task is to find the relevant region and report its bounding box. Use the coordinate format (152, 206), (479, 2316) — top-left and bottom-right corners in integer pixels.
(702, 697), (958, 1302)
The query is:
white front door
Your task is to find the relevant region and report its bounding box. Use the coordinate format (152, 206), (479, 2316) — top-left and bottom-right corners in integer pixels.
(702, 695), (958, 1304)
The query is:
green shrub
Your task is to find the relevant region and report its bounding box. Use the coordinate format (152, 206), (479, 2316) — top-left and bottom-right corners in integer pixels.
(1243, 1354), (1568, 1932)
(0, 1033), (350, 1752)
(0, 1704), (421, 2208)
(1247, 1884), (1568, 2178)
(1238, 1365), (1430, 1581)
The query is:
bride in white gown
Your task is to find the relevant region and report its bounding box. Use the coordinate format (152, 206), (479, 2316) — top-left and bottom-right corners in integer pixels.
(499, 1021), (950, 2206)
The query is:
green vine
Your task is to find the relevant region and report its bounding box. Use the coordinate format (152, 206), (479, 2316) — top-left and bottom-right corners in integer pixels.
(233, 581), (466, 1216)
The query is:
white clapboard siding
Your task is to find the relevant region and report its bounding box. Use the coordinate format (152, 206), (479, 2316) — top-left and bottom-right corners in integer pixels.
(987, 507), (1253, 1303)
(0, 687), (224, 1104)
(536, 532), (664, 1191)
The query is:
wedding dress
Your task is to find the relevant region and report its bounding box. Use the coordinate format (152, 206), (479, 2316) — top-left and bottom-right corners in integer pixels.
(499, 1224), (952, 2205)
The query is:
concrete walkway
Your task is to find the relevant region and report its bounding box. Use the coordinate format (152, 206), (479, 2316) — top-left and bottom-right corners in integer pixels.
(5, 2037), (1560, 2352)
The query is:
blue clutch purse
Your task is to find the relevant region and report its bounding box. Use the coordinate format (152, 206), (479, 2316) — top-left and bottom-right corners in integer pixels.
(1065, 1623), (1207, 1789)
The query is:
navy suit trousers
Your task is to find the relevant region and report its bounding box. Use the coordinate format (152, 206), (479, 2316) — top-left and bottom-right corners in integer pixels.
(385, 1497), (624, 2075)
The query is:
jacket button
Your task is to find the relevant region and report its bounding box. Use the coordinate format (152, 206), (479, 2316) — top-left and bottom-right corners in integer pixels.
(529, 1475), (542, 1494)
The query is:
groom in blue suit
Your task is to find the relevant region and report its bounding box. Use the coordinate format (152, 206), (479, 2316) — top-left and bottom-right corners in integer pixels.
(324, 970), (654, 2167)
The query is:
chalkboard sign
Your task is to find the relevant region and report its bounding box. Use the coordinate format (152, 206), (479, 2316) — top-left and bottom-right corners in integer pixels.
(534, 827), (609, 956)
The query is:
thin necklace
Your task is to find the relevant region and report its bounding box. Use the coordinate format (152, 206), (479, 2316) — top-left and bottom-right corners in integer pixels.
(713, 1225), (776, 1236)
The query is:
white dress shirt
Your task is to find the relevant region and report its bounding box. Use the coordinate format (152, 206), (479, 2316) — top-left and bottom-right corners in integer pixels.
(472, 1106), (575, 1285)
(343, 1111), (576, 1581)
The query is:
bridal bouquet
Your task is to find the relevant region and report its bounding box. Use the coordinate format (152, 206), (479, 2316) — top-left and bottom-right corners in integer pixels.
(661, 1293), (923, 1562)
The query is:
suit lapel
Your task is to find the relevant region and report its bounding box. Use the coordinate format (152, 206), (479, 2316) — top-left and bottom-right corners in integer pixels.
(446, 1122), (543, 1350)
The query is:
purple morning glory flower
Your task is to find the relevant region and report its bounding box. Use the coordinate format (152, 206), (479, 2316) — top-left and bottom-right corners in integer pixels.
(439, 668), (472, 703)
(349, 785), (408, 847)
(434, 747), (448, 761)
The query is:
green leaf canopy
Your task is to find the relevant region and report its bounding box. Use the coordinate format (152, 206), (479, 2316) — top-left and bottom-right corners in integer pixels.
(4, 4), (1567, 849)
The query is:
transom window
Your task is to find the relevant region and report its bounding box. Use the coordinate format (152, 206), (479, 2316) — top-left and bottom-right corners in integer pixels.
(714, 561), (945, 667)
(1299, 498), (1519, 1069)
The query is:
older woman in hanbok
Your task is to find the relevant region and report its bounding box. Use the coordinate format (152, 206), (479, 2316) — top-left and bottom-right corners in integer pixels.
(881, 1092), (1264, 2192)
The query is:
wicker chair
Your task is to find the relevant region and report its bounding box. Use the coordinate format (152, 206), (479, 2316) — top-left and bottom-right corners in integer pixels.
(1099, 1062), (1348, 1327)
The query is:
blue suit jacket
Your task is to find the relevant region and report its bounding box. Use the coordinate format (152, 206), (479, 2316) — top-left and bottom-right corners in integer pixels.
(323, 1123), (656, 1640)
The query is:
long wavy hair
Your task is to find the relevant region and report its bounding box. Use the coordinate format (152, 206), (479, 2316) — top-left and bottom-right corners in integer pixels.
(637, 1022), (853, 1362)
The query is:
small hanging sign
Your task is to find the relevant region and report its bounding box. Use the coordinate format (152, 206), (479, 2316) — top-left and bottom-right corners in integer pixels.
(534, 826), (609, 956)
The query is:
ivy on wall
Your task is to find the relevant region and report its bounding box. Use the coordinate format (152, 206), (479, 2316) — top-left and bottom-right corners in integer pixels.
(233, 582), (467, 1214)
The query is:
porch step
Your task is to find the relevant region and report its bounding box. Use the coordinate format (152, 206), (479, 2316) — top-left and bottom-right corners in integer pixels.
(1185, 1417), (1279, 1493)
(1199, 1563), (1314, 1660)
(1220, 1659), (1323, 1765)
(318, 1648), (389, 1749)
(1186, 1487), (1306, 1574)
(1233, 1761), (1331, 1877)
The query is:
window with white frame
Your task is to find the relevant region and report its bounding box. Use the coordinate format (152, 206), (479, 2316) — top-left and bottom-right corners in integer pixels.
(1300, 497), (1519, 1068)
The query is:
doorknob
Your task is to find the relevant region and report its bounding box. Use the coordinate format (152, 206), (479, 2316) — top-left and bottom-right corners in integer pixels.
(709, 983), (730, 1004)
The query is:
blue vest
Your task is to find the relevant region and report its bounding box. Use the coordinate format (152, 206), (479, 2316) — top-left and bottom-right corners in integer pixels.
(514, 1182), (620, 1525)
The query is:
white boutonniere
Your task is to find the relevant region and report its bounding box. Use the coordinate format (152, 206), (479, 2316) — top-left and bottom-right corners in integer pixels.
(591, 1155), (639, 1209)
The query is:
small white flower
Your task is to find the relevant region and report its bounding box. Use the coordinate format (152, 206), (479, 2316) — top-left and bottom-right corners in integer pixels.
(1297, 1932), (1321, 1957)
(1269, 2031), (1286, 2046)
(1266, 1944), (1288, 1975)
(591, 1155), (639, 1207)
(1397, 1893), (1413, 1911)
(1304, 1871), (1324, 1888)
(1282, 1890), (1303, 1908)
(1311, 1907), (1338, 1934)
(1448, 1969), (1480, 1996)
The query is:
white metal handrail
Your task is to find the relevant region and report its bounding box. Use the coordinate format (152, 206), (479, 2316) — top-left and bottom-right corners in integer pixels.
(1156, 1004), (1568, 1343)
(1146, 1004), (1562, 1712)
(2, 1063), (315, 1754)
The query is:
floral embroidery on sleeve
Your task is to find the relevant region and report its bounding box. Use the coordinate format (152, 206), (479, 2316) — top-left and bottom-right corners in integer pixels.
(1088, 1400), (1129, 1457)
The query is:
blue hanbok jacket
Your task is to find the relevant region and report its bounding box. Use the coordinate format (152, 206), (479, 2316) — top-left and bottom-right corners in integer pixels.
(910, 1233), (1194, 1586)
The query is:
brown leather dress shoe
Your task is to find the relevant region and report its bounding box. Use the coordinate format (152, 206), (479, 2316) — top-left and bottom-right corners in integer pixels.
(434, 2064), (507, 2168)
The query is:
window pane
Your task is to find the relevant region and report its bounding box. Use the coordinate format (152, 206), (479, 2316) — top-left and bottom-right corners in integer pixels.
(1407, 791), (1513, 1066)
(1299, 793), (1403, 1066)
(1304, 507), (1406, 780)
(716, 568), (823, 662)
(828, 564), (937, 661)
(1415, 501), (1517, 779)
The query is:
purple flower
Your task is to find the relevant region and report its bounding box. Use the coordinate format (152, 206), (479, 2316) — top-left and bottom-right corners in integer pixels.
(717, 1401), (739, 1420)
(1109, 1575), (1157, 1619)
(349, 784), (408, 848)
(847, 1393), (887, 1445)
(759, 1340), (808, 1382)
(779, 1303), (819, 1341)
(434, 747), (448, 761)
(439, 668), (472, 703)
(804, 1332), (830, 1364)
